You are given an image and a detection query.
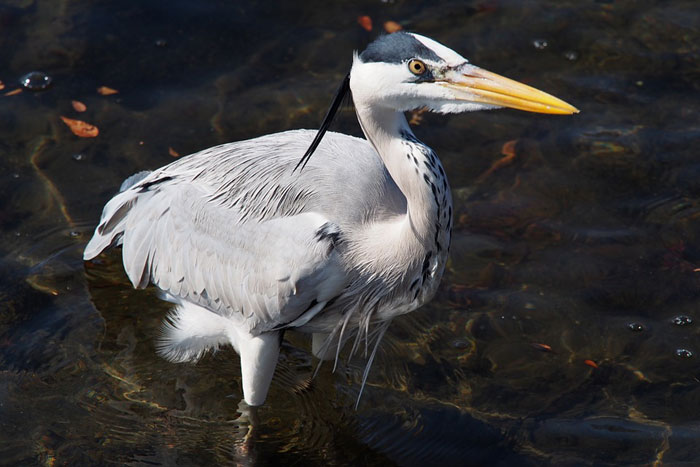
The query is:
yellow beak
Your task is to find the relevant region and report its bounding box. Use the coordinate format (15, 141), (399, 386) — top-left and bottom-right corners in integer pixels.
(441, 65), (579, 115)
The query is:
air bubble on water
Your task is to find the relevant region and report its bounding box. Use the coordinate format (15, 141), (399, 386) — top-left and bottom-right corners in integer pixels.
(532, 39), (548, 50)
(675, 348), (693, 358)
(155, 38), (167, 47)
(563, 50), (579, 61)
(72, 154), (85, 161)
(671, 315), (693, 326)
(627, 322), (644, 332)
(451, 339), (470, 350)
(19, 71), (52, 91)
(70, 231), (80, 238)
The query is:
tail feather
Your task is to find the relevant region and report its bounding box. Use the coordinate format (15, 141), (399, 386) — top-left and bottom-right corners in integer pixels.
(83, 171), (152, 261)
(83, 195), (134, 260)
(157, 300), (231, 363)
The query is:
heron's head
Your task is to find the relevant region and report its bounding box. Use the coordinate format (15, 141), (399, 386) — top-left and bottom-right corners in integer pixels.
(350, 32), (578, 115)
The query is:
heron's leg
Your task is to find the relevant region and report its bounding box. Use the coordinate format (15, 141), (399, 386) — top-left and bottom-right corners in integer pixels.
(232, 400), (260, 462)
(235, 330), (281, 406)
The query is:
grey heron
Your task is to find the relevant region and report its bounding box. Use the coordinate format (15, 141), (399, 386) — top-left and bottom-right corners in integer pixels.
(84, 32), (577, 407)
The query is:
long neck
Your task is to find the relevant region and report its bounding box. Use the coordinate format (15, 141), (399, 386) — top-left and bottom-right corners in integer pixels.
(354, 103), (452, 255)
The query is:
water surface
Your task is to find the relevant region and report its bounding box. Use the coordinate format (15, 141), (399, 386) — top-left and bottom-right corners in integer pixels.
(1, 0), (699, 465)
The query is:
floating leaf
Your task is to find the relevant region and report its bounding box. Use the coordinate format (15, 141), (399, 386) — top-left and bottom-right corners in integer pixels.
(501, 139), (517, 158)
(476, 139), (519, 183)
(4, 88), (22, 96)
(60, 116), (99, 138)
(97, 86), (118, 95)
(357, 15), (372, 31)
(71, 100), (87, 112)
(531, 343), (553, 352)
(584, 359), (598, 368)
(168, 147), (180, 158)
(384, 21), (402, 33)
(0, 80), (4, 90)
(408, 108), (427, 126)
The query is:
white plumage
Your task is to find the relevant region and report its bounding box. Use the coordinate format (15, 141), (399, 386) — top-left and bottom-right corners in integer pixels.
(84, 32), (577, 406)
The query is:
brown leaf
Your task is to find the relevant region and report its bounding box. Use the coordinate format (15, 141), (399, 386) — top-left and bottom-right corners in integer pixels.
(501, 139), (517, 158)
(583, 359), (599, 368)
(476, 139), (519, 183)
(60, 116), (99, 138)
(4, 88), (22, 96)
(530, 343), (553, 352)
(97, 86), (119, 95)
(408, 107), (427, 126)
(357, 15), (372, 31)
(383, 21), (402, 33)
(71, 100), (87, 112)
(0, 80), (4, 90)
(168, 147), (180, 158)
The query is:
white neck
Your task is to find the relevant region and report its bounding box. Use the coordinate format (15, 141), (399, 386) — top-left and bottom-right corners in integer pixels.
(354, 102), (451, 251)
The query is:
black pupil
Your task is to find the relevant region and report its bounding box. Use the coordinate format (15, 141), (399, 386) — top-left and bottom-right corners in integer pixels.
(412, 61), (422, 72)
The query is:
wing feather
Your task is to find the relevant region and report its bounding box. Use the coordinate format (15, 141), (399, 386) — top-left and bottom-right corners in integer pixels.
(84, 129), (402, 333)
(119, 182), (346, 333)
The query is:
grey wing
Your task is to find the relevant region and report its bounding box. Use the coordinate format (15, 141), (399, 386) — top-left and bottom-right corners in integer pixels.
(83, 129), (401, 333)
(85, 179), (347, 334)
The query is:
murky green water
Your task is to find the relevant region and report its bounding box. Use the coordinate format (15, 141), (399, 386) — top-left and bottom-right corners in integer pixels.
(1, 0), (699, 465)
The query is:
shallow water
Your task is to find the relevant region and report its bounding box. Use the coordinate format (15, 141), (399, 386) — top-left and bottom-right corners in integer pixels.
(1, 0), (699, 465)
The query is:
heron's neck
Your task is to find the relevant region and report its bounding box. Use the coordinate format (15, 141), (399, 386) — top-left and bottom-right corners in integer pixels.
(354, 103), (451, 252)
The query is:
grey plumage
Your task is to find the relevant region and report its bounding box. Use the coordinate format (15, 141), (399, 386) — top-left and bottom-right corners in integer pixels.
(84, 32), (577, 407)
(86, 130), (417, 331)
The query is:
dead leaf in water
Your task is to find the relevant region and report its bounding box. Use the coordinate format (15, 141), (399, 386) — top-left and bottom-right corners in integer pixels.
(0, 80), (4, 90)
(71, 100), (87, 112)
(357, 15), (372, 31)
(60, 116), (99, 137)
(501, 139), (517, 158)
(168, 147), (180, 158)
(584, 359), (598, 368)
(384, 21), (402, 33)
(409, 108), (427, 125)
(476, 139), (519, 183)
(97, 86), (118, 95)
(531, 343), (553, 352)
(4, 88), (22, 96)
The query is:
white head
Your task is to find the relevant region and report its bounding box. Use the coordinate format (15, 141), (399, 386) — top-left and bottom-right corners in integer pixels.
(350, 32), (578, 115)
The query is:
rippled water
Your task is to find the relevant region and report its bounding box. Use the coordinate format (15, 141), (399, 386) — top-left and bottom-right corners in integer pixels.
(1, 0), (699, 465)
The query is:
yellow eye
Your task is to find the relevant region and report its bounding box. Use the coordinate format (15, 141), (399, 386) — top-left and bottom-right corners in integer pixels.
(408, 59), (427, 75)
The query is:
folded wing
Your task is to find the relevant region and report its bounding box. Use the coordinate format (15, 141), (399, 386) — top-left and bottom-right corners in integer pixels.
(84, 174), (347, 335)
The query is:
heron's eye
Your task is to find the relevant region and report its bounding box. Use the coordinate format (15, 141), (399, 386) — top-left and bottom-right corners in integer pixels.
(408, 59), (427, 75)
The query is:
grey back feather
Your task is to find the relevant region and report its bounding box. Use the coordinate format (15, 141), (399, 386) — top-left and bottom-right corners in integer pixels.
(84, 129), (406, 334)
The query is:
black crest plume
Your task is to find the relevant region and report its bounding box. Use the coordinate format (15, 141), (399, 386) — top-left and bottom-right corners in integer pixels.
(293, 73), (351, 172)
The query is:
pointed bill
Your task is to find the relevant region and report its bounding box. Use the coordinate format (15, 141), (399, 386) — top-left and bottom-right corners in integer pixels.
(441, 65), (579, 115)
